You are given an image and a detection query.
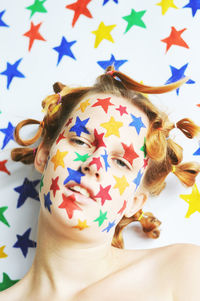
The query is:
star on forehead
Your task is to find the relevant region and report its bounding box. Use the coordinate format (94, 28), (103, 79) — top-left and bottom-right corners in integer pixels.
(180, 184), (200, 218)
(59, 193), (82, 219)
(76, 98), (91, 112)
(94, 185), (112, 205)
(73, 219), (90, 230)
(115, 105), (128, 116)
(91, 128), (106, 150)
(69, 116), (90, 136)
(63, 167), (85, 185)
(51, 150), (68, 170)
(122, 142), (139, 165)
(129, 114), (146, 135)
(117, 200), (127, 215)
(91, 97), (114, 113)
(93, 209), (108, 226)
(89, 157), (103, 171)
(113, 175), (129, 195)
(100, 116), (123, 137)
(56, 130), (66, 144)
(50, 176), (60, 197)
(65, 117), (73, 127)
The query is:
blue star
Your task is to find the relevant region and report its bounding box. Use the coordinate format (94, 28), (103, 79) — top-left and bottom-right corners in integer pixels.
(14, 178), (40, 208)
(101, 149), (110, 171)
(183, 0), (200, 17)
(102, 220), (116, 232)
(69, 116), (90, 136)
(0, 122), (15, 149)
(0, 10), (9, 27)
(63, 167), (85, 185)
(133, 169), (143, 191)
(103, 0), (118, 5)
(193, 144), (200, 156)
(53, 36), (77, 65)
(129, 114), (146, 135)
(165, 64), (195, 95)
(44, 192), (52, 213)
(13, 228), (36, 257)
(97, 54), (127, 71)
(0, 58), (25, 89)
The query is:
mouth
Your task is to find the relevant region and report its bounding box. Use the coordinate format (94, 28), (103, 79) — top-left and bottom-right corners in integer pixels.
(65, 184), (96, 203)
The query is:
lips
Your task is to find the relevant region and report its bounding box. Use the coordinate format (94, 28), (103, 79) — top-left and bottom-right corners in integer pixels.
(65, 183), (96, 203)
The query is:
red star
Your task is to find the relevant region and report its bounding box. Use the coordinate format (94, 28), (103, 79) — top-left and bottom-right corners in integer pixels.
(122, 143), (139, 165)
(65, 117), (73, 127)
(91, 97), (114, 113)
(59, 193), (82, 219)
(56, 130), (66, 144)
(94, 185), (112, 206)
(196, 104), (200, 108)
(23, 22), (46, 51)
(117, 200), (127, 215)
(161, 26), (189, 53)
(50, 176), (60, 197)
(143, 158), (149, 169)
(91, 129), (106, 150)
(0, 160), (10, 175)
(89, 157), (102, 171)
(115, 105), (128, 116)
(66, 0), (93, 27)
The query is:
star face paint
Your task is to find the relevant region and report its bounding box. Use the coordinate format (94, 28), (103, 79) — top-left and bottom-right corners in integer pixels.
(39, 94), (149, 242)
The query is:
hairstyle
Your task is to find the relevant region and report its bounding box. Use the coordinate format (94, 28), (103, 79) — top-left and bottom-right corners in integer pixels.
(11, 66), (200, 248)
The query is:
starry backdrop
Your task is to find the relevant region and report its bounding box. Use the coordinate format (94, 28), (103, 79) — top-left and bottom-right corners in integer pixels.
(0, 0), (200, 291)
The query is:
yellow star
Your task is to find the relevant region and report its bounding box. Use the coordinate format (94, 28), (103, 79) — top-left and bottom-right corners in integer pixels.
(73, 219), (90, 230)
(76, 98), (91, 112)
(91, 21), (116, 48)
(113, 175), (129, 195)
(100, 116), (123, 137)
(156, 0), (178, 15)
(51, 149), (68, 170)
(0, 245), (8, 258)
(180, 184), (200, 218)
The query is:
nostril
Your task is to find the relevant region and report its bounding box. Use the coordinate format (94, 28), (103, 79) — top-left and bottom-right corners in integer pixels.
(84, 167), (90, 171)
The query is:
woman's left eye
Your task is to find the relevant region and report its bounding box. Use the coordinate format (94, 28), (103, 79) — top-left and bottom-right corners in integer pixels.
(70, 138), (88, 146)
(114, 158), (130, 169)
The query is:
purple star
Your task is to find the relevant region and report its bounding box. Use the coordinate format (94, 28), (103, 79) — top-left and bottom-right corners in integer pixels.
(69, 116), (90, 136)
(129, 114), (146, 135)
(0, 10), (9, 27)
(183, 0), (200, 17)
(0, 122), (15, 149)
(14, 178), (40, 208)
(63, 167), (85, 185)
(53, 36), (77, 65)
(101, 149), (110, 171)
(0, 58), (25, 89)
(133, 169), (143, 191)
(103, 0), (118, 5)
(97, 54), (127, 71)
(44, 192), (52, 213)
(13, 228), (36, 257)
(102, 220), (116, 232)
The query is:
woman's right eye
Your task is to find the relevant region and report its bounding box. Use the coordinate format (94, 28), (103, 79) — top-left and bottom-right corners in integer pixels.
(70, 138), (89, 147)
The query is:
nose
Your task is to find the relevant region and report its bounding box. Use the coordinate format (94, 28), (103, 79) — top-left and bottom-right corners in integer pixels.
(81, 156), (102, 180)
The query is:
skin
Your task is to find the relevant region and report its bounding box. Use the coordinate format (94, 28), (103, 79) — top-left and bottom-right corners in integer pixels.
(0, 94), (200, 301)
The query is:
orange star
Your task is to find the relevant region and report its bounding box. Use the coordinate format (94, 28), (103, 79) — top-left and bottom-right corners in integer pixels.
(73, 219), (90, 230)
(23, 22), (46, 51)
(161, 26), (189, 53)
(66, 0), (93, 27)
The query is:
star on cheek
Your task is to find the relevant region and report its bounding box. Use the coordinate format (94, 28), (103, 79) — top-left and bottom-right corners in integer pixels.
(100, 116), (123, 137)
(91, 128), (106, 150)
(69, 116), (90, 136)
(133, 169), (143, 191)
(51, 150), (68, 170)
(101, 149), (110, 171)
(129, 114), (146, 135)
(122, 142), (139, 165)
(93, 209), (108, 226)
(59, 193), (82, 219)
(115, 105), (128, 116)
(56, 130), (66, 144)
(44, 192), (53, 213)
(74, 152), (90, 162)
(50, 176), (60, 197)
(102, 220), (116, 233)
(89, 157), (103, 171)
(63, 167), (85, 185)
(113, 175), (129, 195)
(91, 97), (114, 113)
(94, 185), (112, 205)
(72, 219), (90, 230)
(117, 200), (127, 215)
(65, 117), (73, 127)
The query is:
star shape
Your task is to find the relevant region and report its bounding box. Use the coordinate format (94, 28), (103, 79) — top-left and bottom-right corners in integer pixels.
(117, 200), (127, 215)
(44, 192), (53, 213)
(165, 63), (195, 95)
(89, 157), (103, 171)
(183, 0), (200, 17)
(193, 144), (200, 155)
(76, 98), (91, 112)
(51, 149), (68, 170)
(1, 58), (25, 89)
(63, 167), (85, 185)
(65, 117), (73, 127)
(69, 116), (90, 136)
(102, 220), (116, 232)
(94, 184), (112, 205)
(53, 36), (77, 65)
(129, 114), (146, 135)
(140, 137), (147, 157)
(40, 175), (44, 192)
(14, 178), (40, 208)
(73, 219), (90, 230)
(122, 9), (146, 33)
(180, 184), (200, 218)
(92, 21), (116, 48)
(133, 169), (143, 191)
(113, 175), (129, 195)
(100, 116), (123, 137)
(56, 130), (66, 144)
(103, 0), (118, 5)
(59, 193), (82, 219)
(0, 122), (15, 149)
(74, 152), (90, 162)
(0, 159), (11, 175)
(93, 209), (108, 226)
(0, 273), (19, 291)
(91, 97), (114, 113)
(122, 142), (139, 165)
(0, 207), (10, 227)
(156, 0), (178, 15)
(143, 157), (149, 169)
(91, 128), (106, 150)
(161, 27), (189, 53)
(23, 22), (46, 51)
(101, 149), (110, 171)
(50, 176), (60, 197)
(97, 54), (128, 71)
(26, 0), (47, 18)
(13, 228), (36, 257)
(115, 105), (128, 116)
(0, 245), (7, 258)
(66, 0), (93, 27)
(0, 10), (9, 27)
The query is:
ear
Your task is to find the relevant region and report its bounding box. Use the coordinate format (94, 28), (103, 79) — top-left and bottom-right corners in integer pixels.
(124, 190), (148, 218)
(34, 142), (50, 174)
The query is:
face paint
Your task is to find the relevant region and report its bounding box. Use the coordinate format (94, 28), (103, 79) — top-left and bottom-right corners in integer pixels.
(39, 94), (149, 239)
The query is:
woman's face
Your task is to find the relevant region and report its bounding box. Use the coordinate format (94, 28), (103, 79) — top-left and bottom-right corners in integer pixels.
(39, 93), (149, 243)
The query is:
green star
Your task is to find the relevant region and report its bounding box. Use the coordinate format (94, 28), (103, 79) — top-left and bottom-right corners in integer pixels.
(73, 152), (90, 162)
(0, 273), (19, 291)
(26, 0), (47, 18)
(40, 175), (44, 192)
(140, 137), (147, 157)
(93, 209), (108, 227)
(123, 9), (146, 33)
(0, 207), (10, 227)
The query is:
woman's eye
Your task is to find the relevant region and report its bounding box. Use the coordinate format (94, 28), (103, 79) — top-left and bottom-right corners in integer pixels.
(114, 158), (129, 169)
(70, 138), (88, 146)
